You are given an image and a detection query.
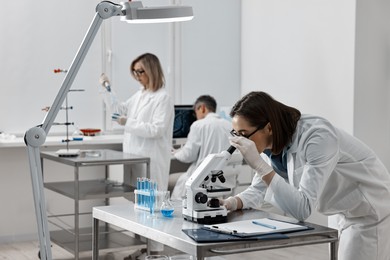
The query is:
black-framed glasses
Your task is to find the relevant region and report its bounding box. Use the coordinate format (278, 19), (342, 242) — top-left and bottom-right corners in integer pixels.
(132, 69), (145, 77)
(230, 124), (265, 139)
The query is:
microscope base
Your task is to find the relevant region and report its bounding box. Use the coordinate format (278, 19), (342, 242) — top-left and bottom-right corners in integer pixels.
(183, 207), (228, 224)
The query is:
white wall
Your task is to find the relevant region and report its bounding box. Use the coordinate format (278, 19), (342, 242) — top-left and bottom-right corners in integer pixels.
(354, 0), (390, 167)
(242, 0), (390, 170)
(241, 0), (390, 225)
(180, 0), (241, 107)
(0, 0), (103, 135)
(242, 0), (356, 134)
(107, 0), (241, 112)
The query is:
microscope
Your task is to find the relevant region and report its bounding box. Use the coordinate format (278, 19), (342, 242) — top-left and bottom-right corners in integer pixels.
(182, 146), (242, 224)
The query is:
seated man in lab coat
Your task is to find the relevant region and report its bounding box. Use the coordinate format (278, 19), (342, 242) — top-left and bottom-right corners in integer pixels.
(171, 95), (234, 200)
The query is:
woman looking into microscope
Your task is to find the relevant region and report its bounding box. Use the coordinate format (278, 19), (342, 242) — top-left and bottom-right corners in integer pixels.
(223, 91), (390, 260)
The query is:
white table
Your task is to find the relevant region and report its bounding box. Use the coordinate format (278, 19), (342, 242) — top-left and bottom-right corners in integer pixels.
(92, 203), (338, 260)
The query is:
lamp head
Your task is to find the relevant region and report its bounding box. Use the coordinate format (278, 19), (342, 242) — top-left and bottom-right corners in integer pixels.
(121, 1), (194, 23)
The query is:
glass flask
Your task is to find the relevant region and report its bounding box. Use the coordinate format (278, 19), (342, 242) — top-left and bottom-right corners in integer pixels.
(160, 191), (174, 217)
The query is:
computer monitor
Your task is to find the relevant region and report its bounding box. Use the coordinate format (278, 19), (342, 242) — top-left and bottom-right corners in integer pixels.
(173, 105), (196, 138)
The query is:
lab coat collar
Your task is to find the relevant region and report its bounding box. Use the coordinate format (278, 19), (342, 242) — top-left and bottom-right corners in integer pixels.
(140, 88), (164, 101)
(285, 121), (301, 184)
(141, 87), (161, 97)
(286, 121), (301, 154)
(205, 112), (220, 119)
(136, 90), (151, 111)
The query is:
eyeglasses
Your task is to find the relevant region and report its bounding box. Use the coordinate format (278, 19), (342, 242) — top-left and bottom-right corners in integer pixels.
(132, 69), (145, 77)
(230, 124), (265, 139)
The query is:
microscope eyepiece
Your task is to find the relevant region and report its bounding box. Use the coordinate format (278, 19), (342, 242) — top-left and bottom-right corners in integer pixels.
(218, 174), (226, 183)
(227, 145), (236, 154)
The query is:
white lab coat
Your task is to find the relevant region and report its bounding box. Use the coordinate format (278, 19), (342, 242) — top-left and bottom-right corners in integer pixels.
(172, 113), (233, 199)
(103, 87), (174, 191)
(237, 114), (390, 260)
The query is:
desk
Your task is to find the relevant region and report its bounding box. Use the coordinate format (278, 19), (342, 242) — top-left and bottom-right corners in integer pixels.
(41, 149), (150, 259)
(92, 203), (338, 260)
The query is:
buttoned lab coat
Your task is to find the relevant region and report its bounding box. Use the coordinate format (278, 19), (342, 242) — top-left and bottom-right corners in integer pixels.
(237, 114), (390, 260)
(172, 113), (236, 199)
(103, 87), (174, 191)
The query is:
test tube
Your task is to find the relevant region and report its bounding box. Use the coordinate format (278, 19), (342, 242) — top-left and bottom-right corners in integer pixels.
(149, 180), (155, 214)
(136, 177), (141, 206)
(140, 178), (145, 207)
(145, 178), (150, 208)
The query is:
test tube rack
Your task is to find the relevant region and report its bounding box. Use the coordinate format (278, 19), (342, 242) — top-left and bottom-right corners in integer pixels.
(134, 189), (164, 212)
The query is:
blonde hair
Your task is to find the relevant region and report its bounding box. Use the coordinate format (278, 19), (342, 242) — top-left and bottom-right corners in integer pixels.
(130, 53), (165, 91)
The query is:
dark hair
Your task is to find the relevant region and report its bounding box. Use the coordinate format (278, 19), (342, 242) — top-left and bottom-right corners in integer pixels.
(194, 95), (217, 112)
(230, 91), (301, 154)
(130, 53), (165, 91)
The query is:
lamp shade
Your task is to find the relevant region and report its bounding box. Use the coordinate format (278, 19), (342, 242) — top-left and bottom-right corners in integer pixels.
(121, 1), (194, 23)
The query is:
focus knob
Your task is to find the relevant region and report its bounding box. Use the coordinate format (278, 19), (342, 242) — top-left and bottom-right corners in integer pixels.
(195, 192), (208, 204)
(208, 198), (220, 208)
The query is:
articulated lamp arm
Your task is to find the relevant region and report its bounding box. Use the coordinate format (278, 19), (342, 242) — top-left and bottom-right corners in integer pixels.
(35, 2), (122, 136)
(23, 3), (124, 260)
(24, 2), (192, 259)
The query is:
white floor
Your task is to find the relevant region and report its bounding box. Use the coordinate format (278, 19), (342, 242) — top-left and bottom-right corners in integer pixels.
(0, 240), (331, 260)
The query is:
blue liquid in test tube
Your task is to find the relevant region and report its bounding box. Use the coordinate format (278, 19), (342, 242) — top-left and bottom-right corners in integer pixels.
(145, 179), (150, 208)
(140, 178), (145, 207)
(136, 177), (141, 206)
(149, 180), (155, 214)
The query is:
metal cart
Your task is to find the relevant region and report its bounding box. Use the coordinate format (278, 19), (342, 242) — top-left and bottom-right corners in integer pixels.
(40, 149), (150, 259)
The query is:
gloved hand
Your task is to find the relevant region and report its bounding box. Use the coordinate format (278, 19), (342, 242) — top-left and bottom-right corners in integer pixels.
(112, 113), (127, 126)
(221, 196), (238, 211)
(99, 73), (111, 92)
(229, 136), (273, 177)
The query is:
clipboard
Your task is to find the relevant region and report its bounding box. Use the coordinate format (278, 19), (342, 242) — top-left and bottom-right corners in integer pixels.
(203, 218), (311, 237)
(182, 228), (288, 243)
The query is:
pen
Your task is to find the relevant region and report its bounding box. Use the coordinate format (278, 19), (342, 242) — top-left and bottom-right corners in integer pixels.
(211, 225), (237, 234)
(252, 221), (277, 229)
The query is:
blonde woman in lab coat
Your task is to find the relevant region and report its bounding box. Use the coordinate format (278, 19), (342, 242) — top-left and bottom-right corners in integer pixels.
(222, 91), (390, 260)
(100, 53), (174, 192)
